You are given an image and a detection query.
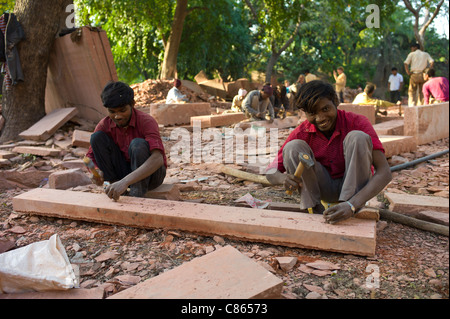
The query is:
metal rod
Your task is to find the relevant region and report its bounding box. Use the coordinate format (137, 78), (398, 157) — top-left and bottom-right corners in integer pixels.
(390, 149), (449, 172)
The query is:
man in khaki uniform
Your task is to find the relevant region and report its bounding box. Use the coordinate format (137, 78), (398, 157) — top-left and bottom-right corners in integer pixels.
(333, 67), (346, 104)
(404, 43), (434, 106)
(304, 70), (318, 83)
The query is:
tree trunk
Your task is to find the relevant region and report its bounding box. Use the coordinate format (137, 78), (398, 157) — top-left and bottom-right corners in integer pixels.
(402, 0), (445, 50)
(0, 0), (72, 143)
(265, 52), (280, 84)
(160, 0), (188, 80)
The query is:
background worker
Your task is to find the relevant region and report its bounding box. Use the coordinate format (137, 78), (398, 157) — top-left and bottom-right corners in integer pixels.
(304, 70), (318, 83)
(422, 68), (449, 105)
(166, 79), (189, 103)
(353, 83), (401, 116)
(86, 81), (167, 200)
(230, 88), (247, 112)
(266, 81), (392, 224)
(404, 43), (434, 106)
(271, 85), (289, 118)
(242, 83), (275, 122)
(333, 67), (346, 104)
(388, 67), (404, 104)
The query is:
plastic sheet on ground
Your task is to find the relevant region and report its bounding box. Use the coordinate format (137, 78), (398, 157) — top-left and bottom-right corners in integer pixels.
(235, 193), (271, 209)
(0, 234), (78, 294)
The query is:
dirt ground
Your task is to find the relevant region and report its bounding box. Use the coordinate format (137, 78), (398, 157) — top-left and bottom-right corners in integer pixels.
(0, 105), (448, 300)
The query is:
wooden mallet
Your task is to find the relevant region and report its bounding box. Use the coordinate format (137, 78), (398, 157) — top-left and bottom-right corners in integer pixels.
(286, 152), (314, 195)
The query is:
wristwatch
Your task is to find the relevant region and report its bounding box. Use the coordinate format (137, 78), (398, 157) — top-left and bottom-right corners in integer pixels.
(346, 201), (356, 214)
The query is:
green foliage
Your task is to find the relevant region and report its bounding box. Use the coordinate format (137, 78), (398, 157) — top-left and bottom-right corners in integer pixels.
(0, 0), (15, 12)
(5, 0), (449, 90)
(177, 0), (253, 81)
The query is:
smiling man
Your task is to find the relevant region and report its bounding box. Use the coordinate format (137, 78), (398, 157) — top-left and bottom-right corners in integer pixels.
(266, 81), (392, 224)
(85, 81), (166, 200)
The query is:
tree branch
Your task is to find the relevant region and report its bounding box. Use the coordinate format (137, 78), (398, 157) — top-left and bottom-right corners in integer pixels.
(419, 0), (445, 34)
(186, 6), (208, 15)
(244, 0), (259, 21)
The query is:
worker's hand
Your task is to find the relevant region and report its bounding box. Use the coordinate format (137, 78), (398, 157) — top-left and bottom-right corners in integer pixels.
(284, 173), (302, 193)
(323, 202), (354, 224)
(104, 180), (129, 201)
(89, 170), (104, 186)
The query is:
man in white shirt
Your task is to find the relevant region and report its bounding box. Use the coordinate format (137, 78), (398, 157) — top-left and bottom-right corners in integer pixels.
(388, 67), (403, 105)
(404, 43), (434, 106)
(166, 79), (188, 104)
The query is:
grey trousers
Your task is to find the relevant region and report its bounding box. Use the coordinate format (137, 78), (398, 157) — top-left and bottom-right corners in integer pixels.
(282, 131), (373, 209)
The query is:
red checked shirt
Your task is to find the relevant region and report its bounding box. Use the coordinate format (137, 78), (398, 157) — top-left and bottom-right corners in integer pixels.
(86, 108), (167, 168)
(268, 110), (384, 179)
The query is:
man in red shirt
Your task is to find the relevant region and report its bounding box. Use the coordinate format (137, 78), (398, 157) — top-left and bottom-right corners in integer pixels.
(86, 81), (166, 200)
(266, 81), (392, 224)
(422, 68), (449, 105)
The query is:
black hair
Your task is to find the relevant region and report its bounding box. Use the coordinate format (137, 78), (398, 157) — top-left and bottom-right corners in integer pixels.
(411, 42), (420, 49)
(424, 68), (435, 77)
(101, 81), (135, 109)
(364, 83), (376, 95)
(391, 67), (398, 71)
(294, 80), (339, 113)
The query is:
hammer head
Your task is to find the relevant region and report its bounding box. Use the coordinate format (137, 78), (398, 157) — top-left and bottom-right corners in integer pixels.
(298, 152), (314, 169)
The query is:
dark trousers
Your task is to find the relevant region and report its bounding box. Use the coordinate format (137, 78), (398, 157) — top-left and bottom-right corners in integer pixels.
(90, 131), (166, 197)
(338, 91), (344, 104)
(390, 90), (401, 103)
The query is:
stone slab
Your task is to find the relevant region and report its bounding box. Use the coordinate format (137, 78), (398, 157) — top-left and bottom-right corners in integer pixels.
(143, 184), (181, 201)
(404, 102), (449, 145)
(72, 129), (92, 149)
(18, 108), (78, 141)
(235, 116), (300, 131)
(48, 168), (92, 190)
(45, 27), (117, 123)
(373, 119), (404, 136)
(108, 245), (283, 299)
(149, 103), (211, 126)
(190, 112), (246, 128)
(379, 135), (417, 158)
(416, 210), (449, 226)
(0, 287), (104, 299)
(12, 146), (60, 157)
(12, 188), (377, 256)
(385, 192), (449, 217)
(338, 104), (376, 124)
(0, 150), (15, 159)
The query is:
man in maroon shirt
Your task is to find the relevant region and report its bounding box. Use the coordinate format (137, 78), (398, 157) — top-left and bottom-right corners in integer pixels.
(86, 81), (166, 200)
(422, 68), (449, 105)
(266, 81), (392, 224)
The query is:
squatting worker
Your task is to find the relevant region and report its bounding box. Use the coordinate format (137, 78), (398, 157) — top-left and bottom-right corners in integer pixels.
(242, 84), (275, 122)
(265, 81), (392, 224)
(86, 81), (167, 200)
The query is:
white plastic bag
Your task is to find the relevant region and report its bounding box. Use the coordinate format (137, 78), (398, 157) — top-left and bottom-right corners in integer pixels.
(0, 234), (78, 294)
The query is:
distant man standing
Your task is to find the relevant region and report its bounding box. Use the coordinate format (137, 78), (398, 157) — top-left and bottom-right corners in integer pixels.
(422, 68), (449, 105)
(333, 67), (347, 104)
(404, 43), (434, 106)
(388, 67), (403, 104)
